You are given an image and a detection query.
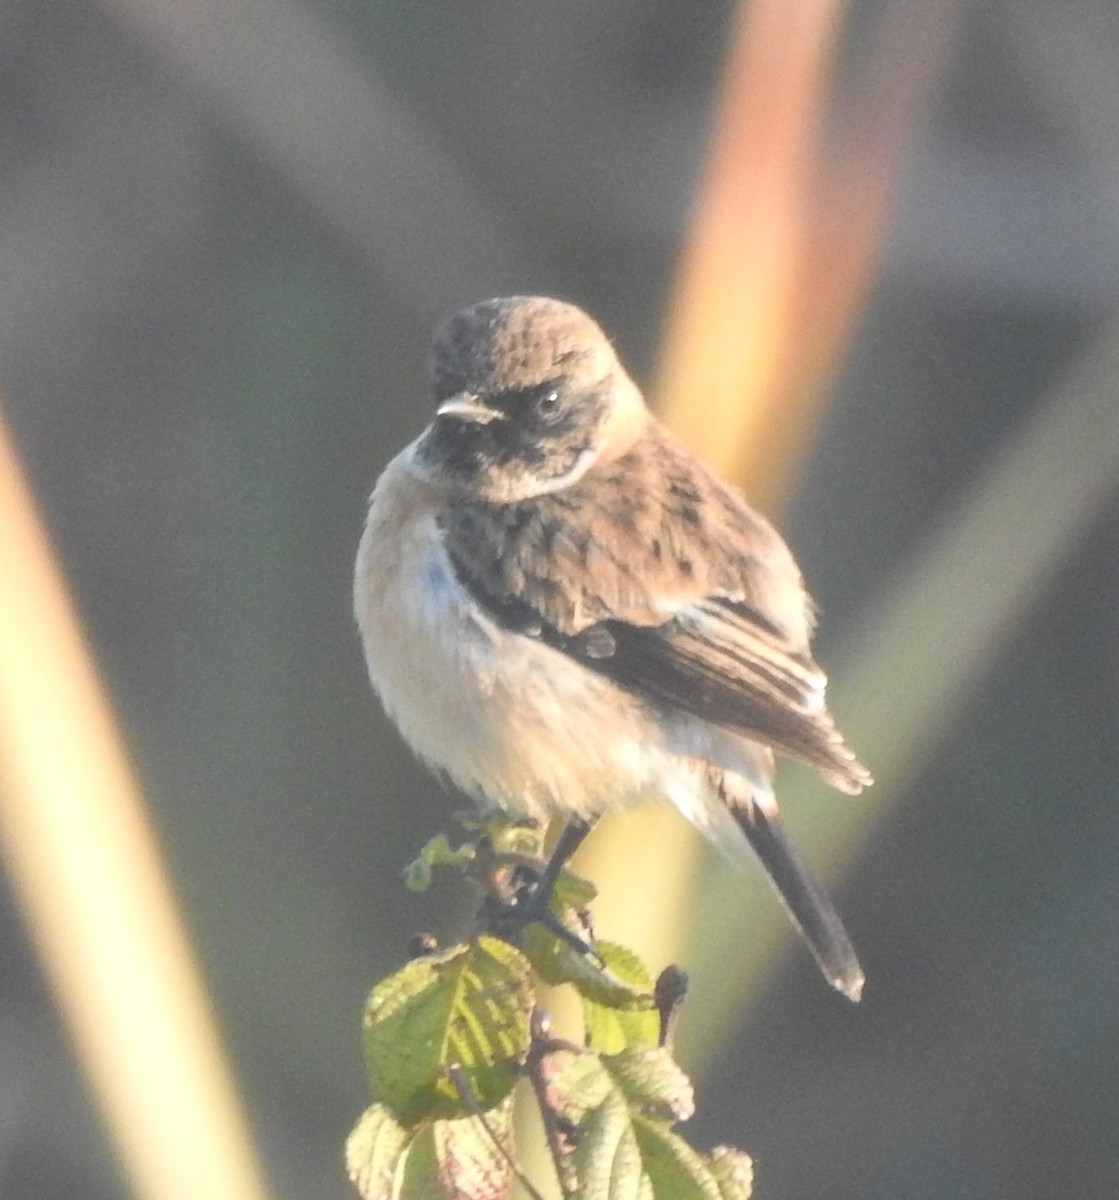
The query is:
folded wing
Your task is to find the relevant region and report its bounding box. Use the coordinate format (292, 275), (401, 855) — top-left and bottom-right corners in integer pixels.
(440, 420), (870, 793)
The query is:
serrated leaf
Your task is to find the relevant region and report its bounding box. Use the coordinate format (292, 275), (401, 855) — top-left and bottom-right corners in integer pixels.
(583, 999), (661, 1056)
(522, 929), (655, 1016)
(543, 1048), (616, 1125)
(364, 937), (532, 1124)
(483, 817), (545, 858)
(572, 1080), (646, 1200)
(396, 1124), (439, 1199)
(582, 942), (654, 1003)
(345, 1105), (410, 1200)
(403, 834), (476, 892)
(345, 1099), (519, 1199)
(543, 1047), (708, 1200)
(551, 865), (598, 910)
(631, 1115), (723, 1200)
(580, 943), (661, 1053)
(519, 922), (589, 988)
(431, 1098), (515, 1200)
(708, 1145), (754, 1199)
(402, 858), (434, 893)
(603, 1048), (695, 1123)
(391, 1099), (516, 1200)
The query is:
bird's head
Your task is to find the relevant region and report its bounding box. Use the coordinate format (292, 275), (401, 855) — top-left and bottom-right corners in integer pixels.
(411, 296), (647, 501)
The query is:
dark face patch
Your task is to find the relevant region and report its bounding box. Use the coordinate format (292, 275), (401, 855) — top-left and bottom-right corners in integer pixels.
(416, 379), (609, 496)
(413, 412), (493, 482)
(420, 296), (628, 498)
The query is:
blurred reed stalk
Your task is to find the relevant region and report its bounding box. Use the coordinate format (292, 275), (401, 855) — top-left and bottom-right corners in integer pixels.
(577, 0), (950, 985)
(0, 407), (272, 1200)
(683, 310), (1119, 1060)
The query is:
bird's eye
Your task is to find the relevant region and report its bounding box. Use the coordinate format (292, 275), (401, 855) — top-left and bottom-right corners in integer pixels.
(534, 390), (564, 423)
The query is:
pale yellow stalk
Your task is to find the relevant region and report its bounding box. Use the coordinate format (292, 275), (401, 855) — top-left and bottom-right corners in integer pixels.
(0, 408), (272, 1200)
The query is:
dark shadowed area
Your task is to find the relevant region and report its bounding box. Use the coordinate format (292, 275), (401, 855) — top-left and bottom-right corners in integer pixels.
(2, 1), (1118, 1198)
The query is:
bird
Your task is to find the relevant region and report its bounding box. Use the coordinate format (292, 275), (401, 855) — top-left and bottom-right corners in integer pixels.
(354, 295), (872, 1001)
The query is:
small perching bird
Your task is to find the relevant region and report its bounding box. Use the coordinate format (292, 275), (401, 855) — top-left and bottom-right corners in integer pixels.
(355, 296), (872, 1000)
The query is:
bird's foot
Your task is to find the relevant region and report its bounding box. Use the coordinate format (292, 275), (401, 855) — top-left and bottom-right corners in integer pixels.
(478, 817), (599, 960)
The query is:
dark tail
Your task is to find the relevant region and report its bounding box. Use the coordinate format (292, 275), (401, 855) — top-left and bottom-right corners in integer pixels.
(730, 792), (864, 1002)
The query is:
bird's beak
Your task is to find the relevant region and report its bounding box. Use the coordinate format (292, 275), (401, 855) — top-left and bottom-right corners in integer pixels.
(436, 393), (503, 424)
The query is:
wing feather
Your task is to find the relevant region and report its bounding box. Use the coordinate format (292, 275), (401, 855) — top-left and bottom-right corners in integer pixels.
(439, 421), (871, 794)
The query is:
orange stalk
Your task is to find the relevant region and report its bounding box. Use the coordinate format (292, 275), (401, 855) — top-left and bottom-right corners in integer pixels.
(579, 0), (846, 975)
(577, 0), (948, 990)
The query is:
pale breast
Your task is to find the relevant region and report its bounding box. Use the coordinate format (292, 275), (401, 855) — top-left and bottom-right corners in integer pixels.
(353, 451), (658, 821)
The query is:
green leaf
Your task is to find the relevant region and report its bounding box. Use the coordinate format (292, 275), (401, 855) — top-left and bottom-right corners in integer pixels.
(581, 940), (636, 991)
(403, 834), (475, 892)
(519, 922), (587, 988)
(480, 816), (545, 859)
(583, 1000), (661, 1056)
(541, 1046), (635, 1200)
(551, 865), (598, 910)
(571, 1075), (645, 1200)
(541, 1048), (703, 1200)
(453, 812), (545, 862)
(394, 1101), (516, 1200)
(522, 929), (655, 1017)
(363, 937), (532, 1124)
(631, 1116), (723, 1200)
(395, 1124), (439, 1199)
(580, 943), (661, 1053)
(708, 1145), (754, 1199)
(603, 1048), (695, 1123)
(542, 1048), (616, 1125)
(431, 1099), (515, 1200)
(575, 941), (656, 1009)
(345, 1105), (410, 1200)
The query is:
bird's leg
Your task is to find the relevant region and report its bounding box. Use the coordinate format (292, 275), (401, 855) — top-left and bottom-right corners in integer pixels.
(481, 817), (596, 956)
(532, 816), (593, 912)
(518, 816), (595, 954)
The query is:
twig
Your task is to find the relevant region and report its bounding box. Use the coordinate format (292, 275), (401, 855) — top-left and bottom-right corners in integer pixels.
(654, 964), (690, 1050)
(446, 1064), (548, 1200)
(523, 1008), (581, 1200)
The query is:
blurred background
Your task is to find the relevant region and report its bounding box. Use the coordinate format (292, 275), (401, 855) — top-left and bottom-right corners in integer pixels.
(2, 0), (1119, 1198)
